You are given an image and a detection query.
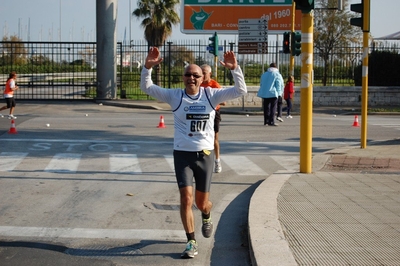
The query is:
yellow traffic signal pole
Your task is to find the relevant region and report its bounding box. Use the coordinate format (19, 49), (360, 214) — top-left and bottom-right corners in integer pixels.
(290, 2), (295, 75)
(360, 0), (370, 149)
(299, 11), (314, 173)
(360, 30), (369, 148)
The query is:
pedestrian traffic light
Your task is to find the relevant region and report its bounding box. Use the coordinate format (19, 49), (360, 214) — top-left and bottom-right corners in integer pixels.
(291, 32), (301, 56)
(350, 0), (370, 32)
(208, 32), (218, 56)
(283, 32), (290, 54)
(294, 0), (314, 13)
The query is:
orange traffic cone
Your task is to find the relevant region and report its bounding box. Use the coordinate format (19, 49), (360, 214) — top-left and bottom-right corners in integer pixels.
(8, 119), (18, 134)
(352, 115), (360, 127)
(157, 115), (166, 128)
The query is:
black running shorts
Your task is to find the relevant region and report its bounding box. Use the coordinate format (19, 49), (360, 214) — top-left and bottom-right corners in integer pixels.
(214, 110), (221, 133)
(173, 149), (214, 193)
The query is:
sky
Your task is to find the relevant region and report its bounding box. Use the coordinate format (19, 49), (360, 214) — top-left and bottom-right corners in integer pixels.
(1, 0), (399, 43)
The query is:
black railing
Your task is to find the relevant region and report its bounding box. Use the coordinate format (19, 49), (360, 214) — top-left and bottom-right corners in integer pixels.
(1, 40), (399, 100)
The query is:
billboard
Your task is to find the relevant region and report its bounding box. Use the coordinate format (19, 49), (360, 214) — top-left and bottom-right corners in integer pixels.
(180, 0), (302, 34)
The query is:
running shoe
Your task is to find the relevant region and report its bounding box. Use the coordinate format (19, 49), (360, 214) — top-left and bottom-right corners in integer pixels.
(214, 161), (222, 173)
(202, 216), (213, 238)
(286, 115), (293, 119)
(181, 240), (198, 258)
(8, 114), (17, 119)
(0, 114), (3, 118)
(277, 117), (284, 122)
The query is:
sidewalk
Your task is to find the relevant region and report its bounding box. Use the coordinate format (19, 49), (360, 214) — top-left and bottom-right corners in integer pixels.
(249, 138), (400, 266)
(102, 100), (400, 265)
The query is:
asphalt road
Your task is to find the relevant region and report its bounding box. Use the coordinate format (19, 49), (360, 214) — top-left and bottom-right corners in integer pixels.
(0, 101), (399, 265)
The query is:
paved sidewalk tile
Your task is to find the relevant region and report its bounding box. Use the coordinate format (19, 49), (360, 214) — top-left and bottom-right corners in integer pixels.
(278, 172), (400, 266)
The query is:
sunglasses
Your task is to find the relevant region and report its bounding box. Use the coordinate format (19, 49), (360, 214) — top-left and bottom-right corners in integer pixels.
(184, 73), (202, 79)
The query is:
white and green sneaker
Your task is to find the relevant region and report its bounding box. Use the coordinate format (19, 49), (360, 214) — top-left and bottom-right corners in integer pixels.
(181, 240), (198, 258)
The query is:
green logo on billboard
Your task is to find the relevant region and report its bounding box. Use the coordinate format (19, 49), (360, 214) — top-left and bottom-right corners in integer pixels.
(190, 8), (213, 30)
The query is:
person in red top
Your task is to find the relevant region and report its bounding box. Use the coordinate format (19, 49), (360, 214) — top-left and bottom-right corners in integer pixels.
(201, 64), (225, 173)
(283, 75), (295, 118)
(1, 71), (19, 119)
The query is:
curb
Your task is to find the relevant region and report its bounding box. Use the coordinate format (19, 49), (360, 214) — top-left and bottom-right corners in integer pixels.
(248, 170), (297, 266)
(97, 100), (166, 110)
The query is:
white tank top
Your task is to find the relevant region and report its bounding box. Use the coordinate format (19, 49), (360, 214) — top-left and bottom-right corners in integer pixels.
(140, 66), (247, 152)
(173, 90), (215, 151)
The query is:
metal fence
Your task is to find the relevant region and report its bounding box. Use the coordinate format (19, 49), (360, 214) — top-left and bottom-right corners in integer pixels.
(1, 40), (399, 100)
(0, 42), (97, 100)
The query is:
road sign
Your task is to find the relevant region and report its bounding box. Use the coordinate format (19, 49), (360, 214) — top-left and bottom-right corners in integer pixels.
(238, 19), (268, 54)
(239, 31), (268, 37)
(180, 0), (301, 34)
(206, 46), (224, 52)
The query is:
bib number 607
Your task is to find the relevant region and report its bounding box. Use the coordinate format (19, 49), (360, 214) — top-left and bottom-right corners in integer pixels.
(190, 120), (207, 132)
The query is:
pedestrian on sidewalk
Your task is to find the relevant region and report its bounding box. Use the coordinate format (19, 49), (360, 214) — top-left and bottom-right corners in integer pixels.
(140, 47), (247, 259)
(201, 64), (225, 174)
(0, 71), (19, 119)
(284, 75), (295, 118)
(257, 63), (284, 126)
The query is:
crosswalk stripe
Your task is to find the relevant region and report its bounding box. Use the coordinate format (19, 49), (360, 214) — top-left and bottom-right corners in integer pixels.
(0, 226), (185, 241)
(0, 152), (28, 172)
(44, 153), (82, 173)
(164, 155), (174, 171)
(270, 156), (299, 171)
(109, 154), (141, 173)
(222, 155), (267, 175)
(1, 153), (273, 176)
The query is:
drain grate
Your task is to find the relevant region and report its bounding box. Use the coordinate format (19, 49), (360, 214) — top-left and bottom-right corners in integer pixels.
(65, 246), (142, 259)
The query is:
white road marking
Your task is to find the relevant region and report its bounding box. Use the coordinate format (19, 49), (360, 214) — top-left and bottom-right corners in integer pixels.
(44, 153), (81, 173)
(164, 155), (174, 171)
(271, 156), (299, 171)
(0, 226), (185, 241)
(222, 155), (267, 175)
(0, 152), (28, 171)
(109, 154), (141, 173)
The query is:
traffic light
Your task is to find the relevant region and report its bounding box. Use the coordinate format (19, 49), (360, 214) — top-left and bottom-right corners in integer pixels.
(283, 32), (290, 54)
(291, 32), (301, 56)
(350, 0), (370, 32)
(294, 0), (314, 13)
(208, 32), (219, 56)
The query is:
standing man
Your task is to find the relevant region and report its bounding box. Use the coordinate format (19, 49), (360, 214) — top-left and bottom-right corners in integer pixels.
(257, 63), (284, 126)
(0, 71), (19, 119)
(140, 47), (247, 259)
(200, 64), (225, 173)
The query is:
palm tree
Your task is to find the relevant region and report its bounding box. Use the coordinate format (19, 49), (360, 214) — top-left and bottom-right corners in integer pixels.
(133, 0), (180, 85)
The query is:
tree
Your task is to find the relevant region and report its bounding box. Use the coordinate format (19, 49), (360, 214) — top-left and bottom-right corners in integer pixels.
(133, 0), (180, 47)
(1, 35), (27, 65)
(164, 46), (195, 68)
(133, 0), (180, 85)
(314, 0), (362, 85)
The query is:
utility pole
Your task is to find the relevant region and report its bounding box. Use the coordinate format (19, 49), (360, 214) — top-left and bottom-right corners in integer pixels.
(350, 0), (370, 148)
(295, 0), (314, 173)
